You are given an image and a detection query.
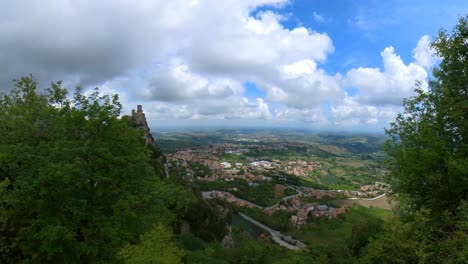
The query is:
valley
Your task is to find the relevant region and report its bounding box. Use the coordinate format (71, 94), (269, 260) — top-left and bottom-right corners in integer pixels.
(155, 129), (395, 252)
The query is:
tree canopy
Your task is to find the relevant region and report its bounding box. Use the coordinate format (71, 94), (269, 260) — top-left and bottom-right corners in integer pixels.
(364, 15), (468, 263)
(0, 76), (183, 263)
(384, 15), (468, 218)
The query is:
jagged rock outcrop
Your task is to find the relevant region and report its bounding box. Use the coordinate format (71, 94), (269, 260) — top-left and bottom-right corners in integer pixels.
(128, 105), (155, 146)
(222, 225), (235, 248)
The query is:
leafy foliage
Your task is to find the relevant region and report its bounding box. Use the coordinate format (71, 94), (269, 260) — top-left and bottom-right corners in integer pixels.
(0, 76), (177, 262)
(364, 15), (468, 263)
(119, 224), (185, 264)
(384, 15), (468, 219)
(361, 205), (468, 263)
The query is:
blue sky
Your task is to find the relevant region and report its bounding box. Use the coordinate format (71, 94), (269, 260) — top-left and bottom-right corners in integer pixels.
(0, 0), (466, 132)
(265, 0), (464, 73)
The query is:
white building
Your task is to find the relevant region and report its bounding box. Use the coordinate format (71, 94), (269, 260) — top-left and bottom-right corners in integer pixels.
(220, 162), (232, 169)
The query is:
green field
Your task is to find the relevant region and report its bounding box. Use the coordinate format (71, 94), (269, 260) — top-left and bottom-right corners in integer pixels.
(292, 206), (392, 245)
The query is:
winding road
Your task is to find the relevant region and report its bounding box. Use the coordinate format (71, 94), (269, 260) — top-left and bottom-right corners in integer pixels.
(203, 187), (388, 249)
(238, 213), (306, 250)
(202, 191), (307, 250)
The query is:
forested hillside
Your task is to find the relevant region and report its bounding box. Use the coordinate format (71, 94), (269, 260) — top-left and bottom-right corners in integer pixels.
(0, 77), (229, 263)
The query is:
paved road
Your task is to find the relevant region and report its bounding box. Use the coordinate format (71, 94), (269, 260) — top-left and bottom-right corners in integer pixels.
(203, 191), (307, 250)
(263, 194), (301, 210)
(238, 213), (306, 250)
(347, 193), (386, 201)
(287, 184), (387, 200)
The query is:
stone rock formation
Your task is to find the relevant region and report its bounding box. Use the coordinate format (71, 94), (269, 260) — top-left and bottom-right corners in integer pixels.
(221, 225), (235, 248)
(129, 105), (155, 146)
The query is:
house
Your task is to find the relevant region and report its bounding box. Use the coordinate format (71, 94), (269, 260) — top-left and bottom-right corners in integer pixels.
(317, 205), (328, 211)
(291, 215), (299, 225)
(303, 203), (316, 212)
(262, 176), (272, 182)
(220, 162), (232, 169)
(360, 185), (374, 191)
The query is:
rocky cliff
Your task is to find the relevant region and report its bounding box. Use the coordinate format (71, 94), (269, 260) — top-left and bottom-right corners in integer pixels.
(128, 105), (155, 146)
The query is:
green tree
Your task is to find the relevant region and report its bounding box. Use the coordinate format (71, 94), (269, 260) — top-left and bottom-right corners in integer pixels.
(0, 76), (172, 262)
(384, 15), (468, 220)
(119, 224), (185, 264)
(360, 211), (428, 264)
(363, 15), (468, 263)
(347, 217), (383, 257)
(361, 205), (468, 264)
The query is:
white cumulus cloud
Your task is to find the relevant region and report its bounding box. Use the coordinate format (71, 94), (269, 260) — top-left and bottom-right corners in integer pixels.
(0, 1), (437, 130)
(345, 38), (432, 105)
(413, 35), (436, 68)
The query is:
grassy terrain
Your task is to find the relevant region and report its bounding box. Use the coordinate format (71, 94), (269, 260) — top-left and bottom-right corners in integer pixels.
(334, 195), (397, 210)
(247, 146), (308, 160)
(292, 206), (393, 245)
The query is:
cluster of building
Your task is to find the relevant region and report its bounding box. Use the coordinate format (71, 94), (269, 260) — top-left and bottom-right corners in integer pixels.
(166, 149), (222, 173)
(166, 144), (252, 174)
(249, 160), (277, 170)
(287, 196), (346, 226)
(200, 173), (271, 183)
(224, 148), (250, 155)
(290, 204), (346, 226)
(219, 159), (323, 179)
(167, 144), (326, 182)
(202, 191), (262, 209)
(284, 160), (323, 177)
(358, 182), (390, 197)
(202, 190), (347, 228)
(290, 186), (341, 199)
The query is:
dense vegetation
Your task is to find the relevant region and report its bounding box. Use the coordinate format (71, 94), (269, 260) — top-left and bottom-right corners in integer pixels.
(362, 16), (468, 263)
(0, 78), (169, 262)
(0, 78), (225, 263)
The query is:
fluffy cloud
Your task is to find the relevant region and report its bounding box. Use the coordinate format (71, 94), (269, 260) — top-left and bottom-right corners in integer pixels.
(0, 1), (436, 129)
(147, 60), (244, 102)
(327, 35), (436, 127)
(140, 97), (272, 121)
(345, 39), (430, 105)
(275, 106), (328, 124)
(184, 11), (333, 75)
(1, 1), (168, 87)
(413, 35), (436, 68)
(0, 0), (334, 111)
(331, 96), (400, 126)
(258, 59), (343, 109)
(0, 0), (332, 83)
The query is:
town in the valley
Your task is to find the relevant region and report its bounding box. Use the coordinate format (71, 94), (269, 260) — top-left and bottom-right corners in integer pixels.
(156, 130), (395, 249)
